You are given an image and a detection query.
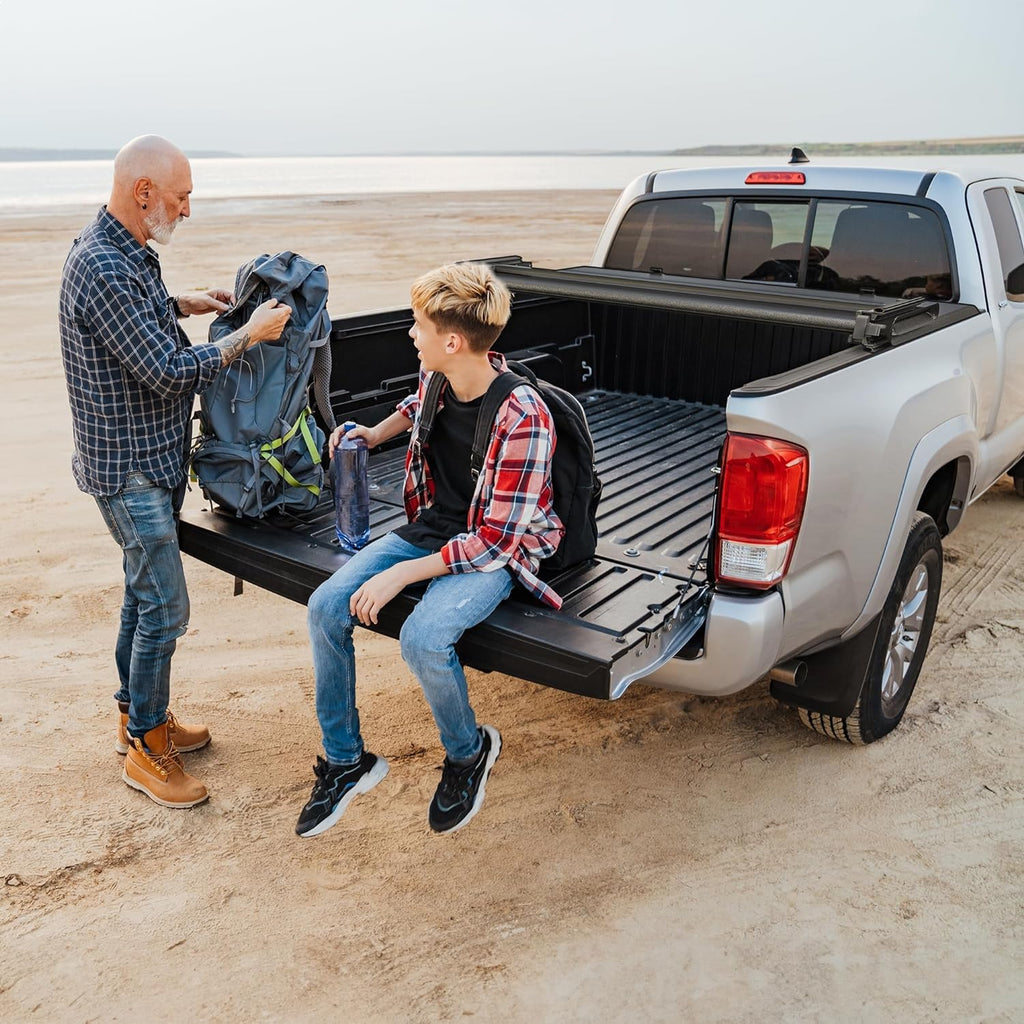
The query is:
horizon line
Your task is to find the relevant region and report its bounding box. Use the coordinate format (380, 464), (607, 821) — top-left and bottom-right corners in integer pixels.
(1, 135), (1022, 162)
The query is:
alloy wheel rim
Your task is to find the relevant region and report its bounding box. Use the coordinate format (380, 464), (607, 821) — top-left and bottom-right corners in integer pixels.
(881, 560), (930, 713)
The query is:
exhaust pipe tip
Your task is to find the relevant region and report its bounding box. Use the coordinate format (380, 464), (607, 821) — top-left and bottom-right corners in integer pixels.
(769, 659), (808, 687)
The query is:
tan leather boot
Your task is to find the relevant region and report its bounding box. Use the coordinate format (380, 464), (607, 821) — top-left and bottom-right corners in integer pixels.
(116, 704), (211, 754)
(122, 722), (209, 808)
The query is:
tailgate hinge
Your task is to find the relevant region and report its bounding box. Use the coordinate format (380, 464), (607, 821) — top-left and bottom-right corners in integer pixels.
(610, 585), (711, 698)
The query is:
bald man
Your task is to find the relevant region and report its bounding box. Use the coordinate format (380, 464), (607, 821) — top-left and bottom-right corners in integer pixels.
(59, 135), (292, 809)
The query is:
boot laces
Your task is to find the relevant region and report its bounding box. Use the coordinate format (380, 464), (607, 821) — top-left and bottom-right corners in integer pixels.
(137, 737), (183, 775)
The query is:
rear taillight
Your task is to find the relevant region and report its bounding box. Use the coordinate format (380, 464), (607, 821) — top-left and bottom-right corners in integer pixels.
(715, 433), (809, 589)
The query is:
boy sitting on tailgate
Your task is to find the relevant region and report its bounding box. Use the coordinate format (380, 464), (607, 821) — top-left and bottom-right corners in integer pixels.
(296, 262), (563, 838)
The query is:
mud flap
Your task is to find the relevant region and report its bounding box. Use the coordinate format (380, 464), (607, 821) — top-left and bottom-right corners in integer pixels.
(769, 611), (882, 717)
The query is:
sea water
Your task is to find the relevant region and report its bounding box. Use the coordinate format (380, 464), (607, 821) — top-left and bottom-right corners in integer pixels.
(3, 153), (1020, 213)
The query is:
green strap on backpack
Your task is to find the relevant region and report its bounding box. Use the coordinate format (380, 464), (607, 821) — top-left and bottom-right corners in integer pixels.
(259, 409), (322, 495)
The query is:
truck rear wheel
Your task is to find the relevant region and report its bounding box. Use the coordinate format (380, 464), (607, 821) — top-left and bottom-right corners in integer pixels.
(1010, 457), (1024, 496)
(799, 512), (942, 744)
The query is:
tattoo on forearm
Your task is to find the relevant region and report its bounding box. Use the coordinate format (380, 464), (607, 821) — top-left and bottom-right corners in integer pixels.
(217, 330), (251, 365)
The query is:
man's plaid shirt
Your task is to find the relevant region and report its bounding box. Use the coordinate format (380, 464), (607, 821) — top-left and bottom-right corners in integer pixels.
(397, 353), (565, 608)
(58, 208), (223, 496)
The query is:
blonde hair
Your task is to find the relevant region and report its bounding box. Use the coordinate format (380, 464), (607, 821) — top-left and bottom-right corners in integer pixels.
(410, 263), (511, 352)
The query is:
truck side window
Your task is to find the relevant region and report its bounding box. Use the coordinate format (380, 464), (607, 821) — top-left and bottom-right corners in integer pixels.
(807, 201), (951, 299)
(984, 187), (1024, 302)
(725, 202), (810, 283)
(606, 198), (726, 279)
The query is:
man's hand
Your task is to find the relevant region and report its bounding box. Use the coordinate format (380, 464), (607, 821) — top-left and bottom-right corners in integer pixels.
(214, 299), (292, 365)
(176, 289), (234, 316)
(350, 564), (416, 625)
(247, 298), (292, 342)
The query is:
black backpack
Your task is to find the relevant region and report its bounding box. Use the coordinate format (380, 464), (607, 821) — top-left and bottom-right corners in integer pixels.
(418, 360), (602, 572)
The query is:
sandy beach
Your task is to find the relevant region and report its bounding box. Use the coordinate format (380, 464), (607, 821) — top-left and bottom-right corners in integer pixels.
(1, 190), (1021, 1023)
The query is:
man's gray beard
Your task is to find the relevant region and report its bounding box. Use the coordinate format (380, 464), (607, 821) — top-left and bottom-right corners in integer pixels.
(145, 207), (182, 245)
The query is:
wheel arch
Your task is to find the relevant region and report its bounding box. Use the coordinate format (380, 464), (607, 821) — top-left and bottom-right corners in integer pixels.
(917, 454), (972, 536)
(844, 416), (975, 639)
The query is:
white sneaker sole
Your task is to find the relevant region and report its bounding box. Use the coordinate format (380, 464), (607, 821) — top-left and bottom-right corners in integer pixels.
(121, 767), (209, 808)
(434, 725), (502, 835)
(298, 756), (390, 838)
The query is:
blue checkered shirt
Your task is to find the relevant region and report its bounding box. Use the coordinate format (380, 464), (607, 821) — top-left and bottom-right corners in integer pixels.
(59, 208), (224, 496)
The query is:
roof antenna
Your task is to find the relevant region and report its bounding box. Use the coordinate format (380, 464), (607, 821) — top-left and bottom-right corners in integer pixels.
(789, 147), (810, 164)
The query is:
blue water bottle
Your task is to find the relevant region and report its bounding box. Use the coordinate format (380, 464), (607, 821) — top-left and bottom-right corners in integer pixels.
(332, 421), (370, 552)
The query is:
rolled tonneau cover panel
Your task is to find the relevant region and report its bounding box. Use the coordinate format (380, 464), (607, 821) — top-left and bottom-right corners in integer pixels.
(494, 263), (980, 339)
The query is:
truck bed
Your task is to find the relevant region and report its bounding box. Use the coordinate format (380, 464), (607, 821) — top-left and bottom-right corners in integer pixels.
(178, 390), (725, 699)
(180, 266), (977, 700)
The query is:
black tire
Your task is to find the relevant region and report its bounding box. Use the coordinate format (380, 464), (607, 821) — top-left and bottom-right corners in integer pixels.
(1014, 476), (1024, 498)
(799, 512), (942, 744)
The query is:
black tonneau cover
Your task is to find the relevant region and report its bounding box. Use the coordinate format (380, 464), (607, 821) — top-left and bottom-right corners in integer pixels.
(494, 263), (980, 347)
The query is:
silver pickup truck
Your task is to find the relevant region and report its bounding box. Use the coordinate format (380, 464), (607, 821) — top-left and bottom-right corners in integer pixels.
(178, 162), (1024, 747)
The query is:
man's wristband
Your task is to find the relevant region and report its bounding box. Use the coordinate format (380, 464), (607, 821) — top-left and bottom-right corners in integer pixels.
(171, 296), (189, 319)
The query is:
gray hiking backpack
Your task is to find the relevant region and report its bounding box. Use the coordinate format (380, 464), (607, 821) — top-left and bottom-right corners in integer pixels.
(190, 251), (334, 518)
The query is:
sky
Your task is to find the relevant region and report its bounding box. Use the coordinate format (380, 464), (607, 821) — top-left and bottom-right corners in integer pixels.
(0, 0), (1018, 155)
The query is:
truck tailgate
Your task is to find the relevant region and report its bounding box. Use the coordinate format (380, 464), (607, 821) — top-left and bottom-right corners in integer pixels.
(178, 392), (722, 698)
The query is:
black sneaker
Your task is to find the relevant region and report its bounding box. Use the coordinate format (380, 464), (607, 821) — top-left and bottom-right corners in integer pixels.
(295, 751), (389, 838)
(428, 725), (501, 834)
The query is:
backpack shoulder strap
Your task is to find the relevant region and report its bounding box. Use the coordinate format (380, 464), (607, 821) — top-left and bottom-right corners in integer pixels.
(471, 371), (527, 481)
(504, 359), (538, 386)
(416, 371), (447, 450)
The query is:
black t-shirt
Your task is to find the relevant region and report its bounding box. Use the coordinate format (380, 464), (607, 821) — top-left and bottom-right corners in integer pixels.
(396, 388), (482, 552)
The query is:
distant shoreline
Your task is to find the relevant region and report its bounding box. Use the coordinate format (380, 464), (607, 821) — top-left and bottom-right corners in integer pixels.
(671, 137), (1024, 157)
(2, 137), (1021, 162)
(0, 148), (240, 162)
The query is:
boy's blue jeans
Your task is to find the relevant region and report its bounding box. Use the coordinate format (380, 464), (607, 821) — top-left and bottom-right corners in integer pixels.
(307, 533), (513, 765)
(93, 471), (190, 737)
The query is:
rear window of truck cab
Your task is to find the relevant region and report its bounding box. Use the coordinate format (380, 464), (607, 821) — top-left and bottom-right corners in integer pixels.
(605, 196), (953, 300)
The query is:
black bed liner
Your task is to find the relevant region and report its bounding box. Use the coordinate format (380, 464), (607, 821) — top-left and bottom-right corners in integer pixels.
(177, 391), (724, 699)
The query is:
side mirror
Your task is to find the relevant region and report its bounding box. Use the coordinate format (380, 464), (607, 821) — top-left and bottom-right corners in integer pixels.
(1007, 261), (1024, 300)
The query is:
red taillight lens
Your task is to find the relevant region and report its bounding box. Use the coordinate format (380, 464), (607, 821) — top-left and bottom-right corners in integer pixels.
(716, 434), (809, 588)
(744, 171), (806, 185)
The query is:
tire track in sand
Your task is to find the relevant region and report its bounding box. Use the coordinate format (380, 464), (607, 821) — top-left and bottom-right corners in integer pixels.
(935, 534), (1018, 645)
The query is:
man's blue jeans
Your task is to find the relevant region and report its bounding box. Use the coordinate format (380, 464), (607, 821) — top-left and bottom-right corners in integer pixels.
(307, 532), (513, 765)
(93, 472), (189, 738)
